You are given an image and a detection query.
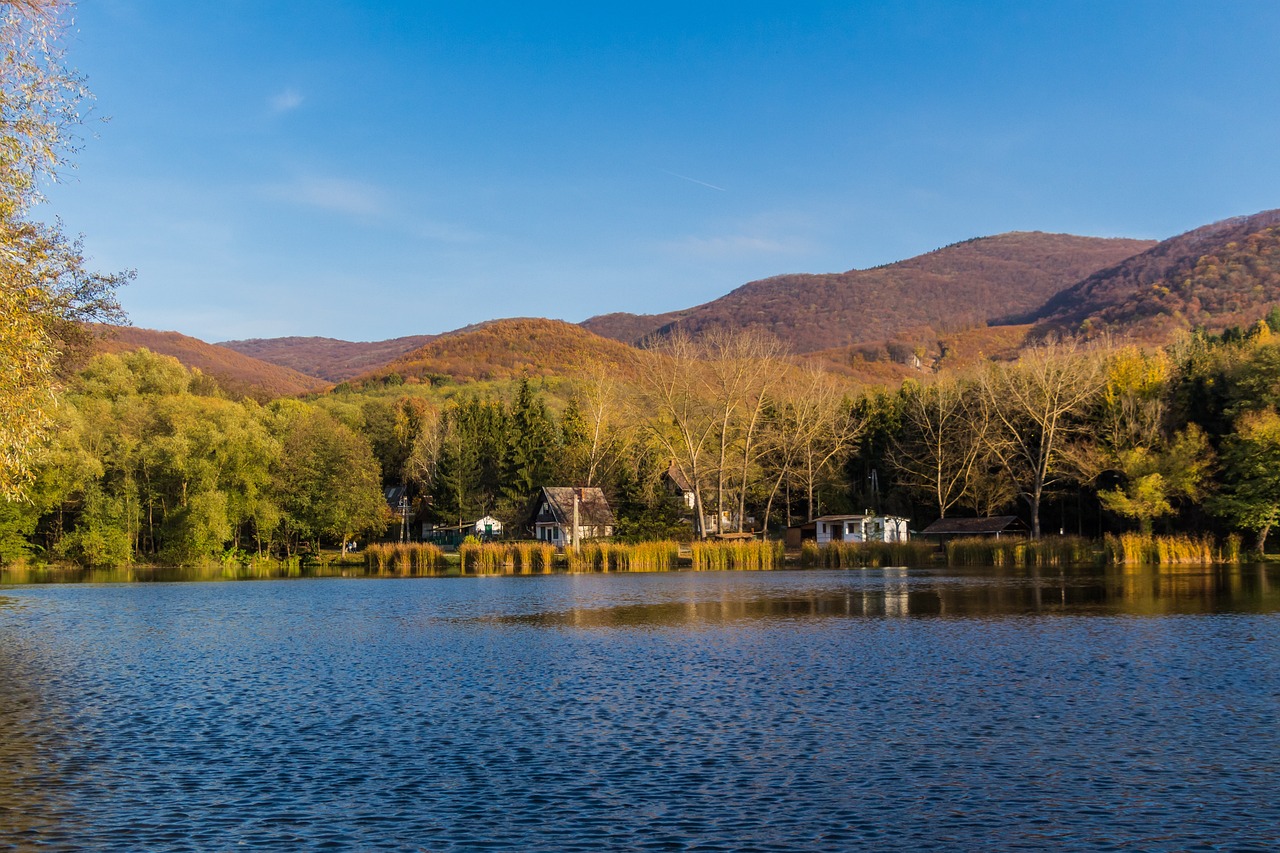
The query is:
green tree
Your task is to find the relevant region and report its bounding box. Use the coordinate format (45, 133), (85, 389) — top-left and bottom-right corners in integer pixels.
(1098, 426), (1212, 534)
(432, 397), (507, 525)
(502, 379), (557, 508)
(274, 407), (387, 553)
(1209, 410), (1280, 552)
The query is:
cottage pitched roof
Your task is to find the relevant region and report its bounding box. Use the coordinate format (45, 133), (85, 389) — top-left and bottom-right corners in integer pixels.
(919, 515), (1028, 535)
(538, 487), (615, 527)
(664, 461), (693, 493)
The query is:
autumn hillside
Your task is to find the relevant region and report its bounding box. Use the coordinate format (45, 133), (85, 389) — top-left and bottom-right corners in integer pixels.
(582, 232), (1153, 353)
(1031, 209), (1280, 340)
(91, 327), (330, 399)
(218, 334), (437, 382)
(353, 318), (639, 386)
(806, 324), (1033, 384)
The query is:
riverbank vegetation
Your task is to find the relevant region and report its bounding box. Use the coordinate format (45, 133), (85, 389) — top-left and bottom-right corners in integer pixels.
(800, 541), (936, 568)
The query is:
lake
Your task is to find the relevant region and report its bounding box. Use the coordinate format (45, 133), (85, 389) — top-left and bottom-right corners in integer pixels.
(1, 566), (1277, 851)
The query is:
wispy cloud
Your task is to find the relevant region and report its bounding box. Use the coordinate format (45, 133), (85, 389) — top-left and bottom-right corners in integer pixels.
(661, 169), (726, 192)
(270, 88), (304, 113)
(264, 176), (388, 217)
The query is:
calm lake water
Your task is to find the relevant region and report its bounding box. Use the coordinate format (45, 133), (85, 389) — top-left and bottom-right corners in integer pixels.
(0, 566), (1277, 851)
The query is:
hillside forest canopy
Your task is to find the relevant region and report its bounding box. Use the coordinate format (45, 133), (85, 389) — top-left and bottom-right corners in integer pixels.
(8, 315), (1280, 566)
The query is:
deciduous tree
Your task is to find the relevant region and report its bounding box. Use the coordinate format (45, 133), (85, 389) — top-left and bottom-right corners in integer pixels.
(980, 339), (1106, 538)
(0, 0), (127, 500)
(890, 376), (986, 520)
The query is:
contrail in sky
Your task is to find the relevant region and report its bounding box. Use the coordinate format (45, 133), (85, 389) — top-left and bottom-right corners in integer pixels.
(661, 169), (726, 191)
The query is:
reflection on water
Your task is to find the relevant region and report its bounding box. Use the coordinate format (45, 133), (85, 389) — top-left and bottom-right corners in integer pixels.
(0, 563), (381, 584)
(0, 609), (86, 845)
(490, 564), (1280, 628)
(0, 569), (1277, 850)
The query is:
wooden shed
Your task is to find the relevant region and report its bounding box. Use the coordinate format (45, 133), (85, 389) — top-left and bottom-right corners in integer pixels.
(918, 515), (1030, 543)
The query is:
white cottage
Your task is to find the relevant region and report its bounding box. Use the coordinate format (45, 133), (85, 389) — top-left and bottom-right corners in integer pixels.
(813, 513), (910, 544)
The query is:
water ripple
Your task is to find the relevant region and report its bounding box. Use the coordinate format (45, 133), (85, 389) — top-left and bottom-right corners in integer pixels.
(0, 570), (1276, 850)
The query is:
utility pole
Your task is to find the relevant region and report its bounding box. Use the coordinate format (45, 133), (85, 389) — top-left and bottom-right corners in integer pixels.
(571, 488), (581, 552)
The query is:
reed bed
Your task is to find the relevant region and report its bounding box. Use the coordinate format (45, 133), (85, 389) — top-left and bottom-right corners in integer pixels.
(563, 541), (681, 573)
(1222, 533), (1243, 564)
(945, 536), (1099, 567)
(689, 540), (784, 571)
(458, 541), (556, 574)
(1103, 533), (1216, 566)
(510, 541), (557, 574)
(799, 540), (935, 568)
(458, 542), (512, 574)
(364, 543), (446, 575)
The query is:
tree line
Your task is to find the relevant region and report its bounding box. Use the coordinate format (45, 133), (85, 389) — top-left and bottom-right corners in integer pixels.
(11, 312), (1280, 566)
(855, 311), (1280, 551)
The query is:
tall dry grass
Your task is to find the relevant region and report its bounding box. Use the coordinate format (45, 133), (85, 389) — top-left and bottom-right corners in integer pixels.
(689, 540), (784, 571)
(458, 541), (557, 574)
(364, 543), (446, 575)
(799, 540), (935, 568)
(1103, 532), (1215, 566)
(945, 536), (1098, 567)
(564, 541), (681, 573)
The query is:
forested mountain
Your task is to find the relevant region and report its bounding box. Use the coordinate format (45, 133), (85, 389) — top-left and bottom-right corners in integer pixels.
(217, 334), (437, 382)
(1031, 209), (1280, 339)
(115, 211), (1280, 395)
(353, 318), (637, 386)
(581, 232), (1154, 352)
(91, 326), (329, 399)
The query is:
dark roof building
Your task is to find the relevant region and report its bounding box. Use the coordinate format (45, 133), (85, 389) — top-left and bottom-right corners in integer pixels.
(918, 515), (1030, 541)
(531, 487), (615, 545)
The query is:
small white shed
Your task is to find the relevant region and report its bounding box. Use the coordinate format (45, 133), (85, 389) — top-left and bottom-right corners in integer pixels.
(474, 515), (503, 538)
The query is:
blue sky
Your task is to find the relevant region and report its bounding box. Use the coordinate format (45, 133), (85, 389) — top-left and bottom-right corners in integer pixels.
(40, 1), (1280, 343)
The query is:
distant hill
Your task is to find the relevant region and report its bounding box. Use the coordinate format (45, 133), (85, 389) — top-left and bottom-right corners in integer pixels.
(581, 232), (1154, 353)
(218, 334), (437, 382)
(91, 327), (329, 399)
(1031, 209), (1280, 339)
(804, 324), (1033, 385)
(354, 318), (637, 386)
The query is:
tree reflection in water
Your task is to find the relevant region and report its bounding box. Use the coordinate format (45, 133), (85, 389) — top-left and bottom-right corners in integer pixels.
(484, 564), (1280, 628)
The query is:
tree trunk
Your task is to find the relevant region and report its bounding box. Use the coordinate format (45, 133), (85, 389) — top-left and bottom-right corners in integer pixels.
(1027, 485), (1042, 540)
